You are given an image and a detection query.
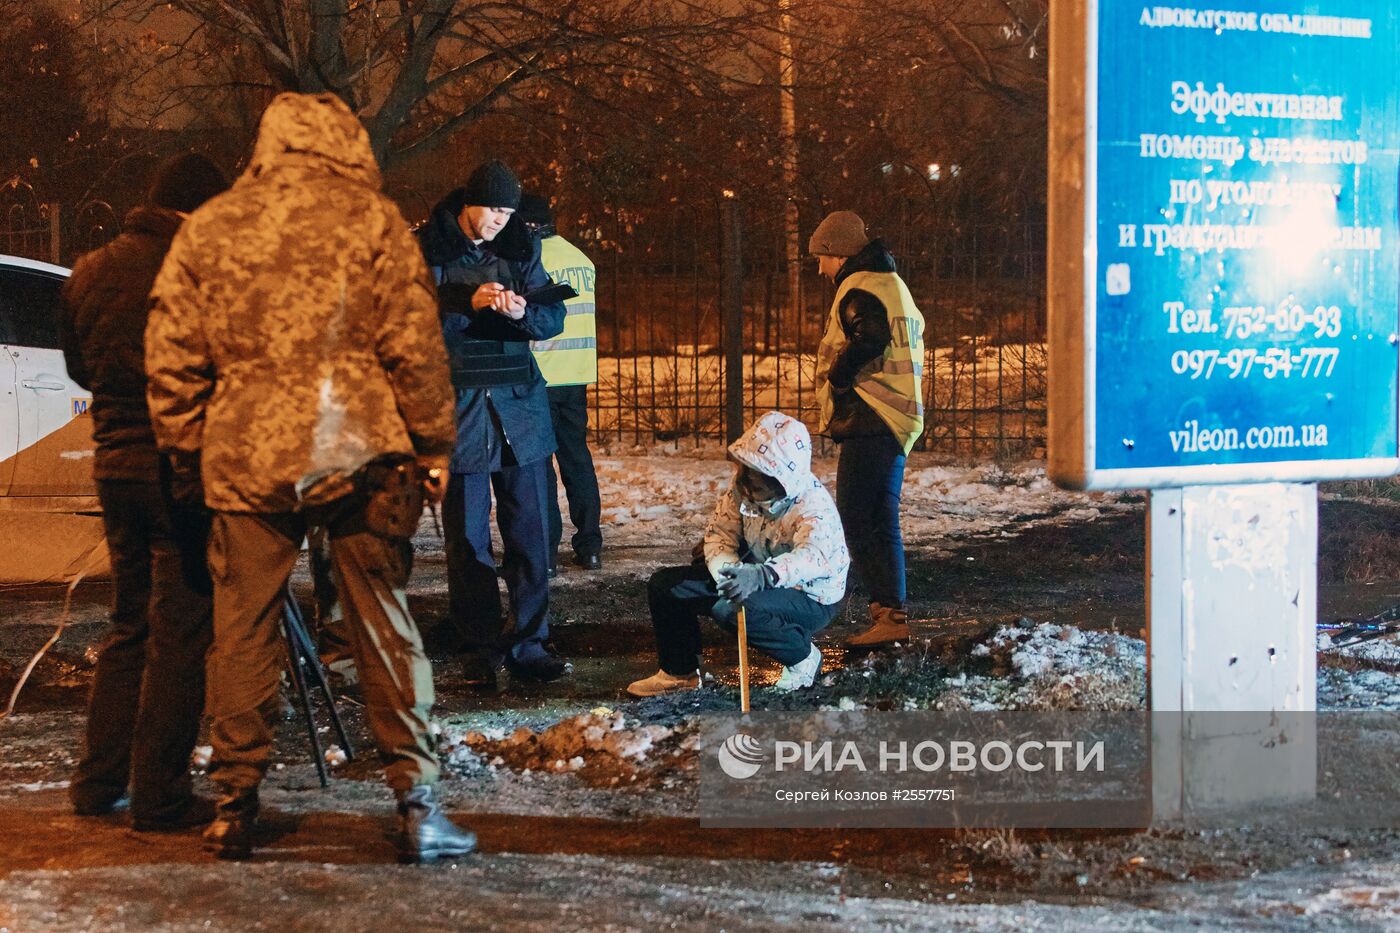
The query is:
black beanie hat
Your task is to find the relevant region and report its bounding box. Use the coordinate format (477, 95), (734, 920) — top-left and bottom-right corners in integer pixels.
(516, 193), (553, 226)
(148, 153), (228, 214)
(462, 159), (522, 210)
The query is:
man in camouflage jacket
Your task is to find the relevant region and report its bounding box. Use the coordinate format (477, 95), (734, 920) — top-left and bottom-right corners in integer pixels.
(145, 92), (474, 863)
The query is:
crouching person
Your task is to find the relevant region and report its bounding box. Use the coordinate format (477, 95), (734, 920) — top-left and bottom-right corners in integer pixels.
(627, 412), (849, 697)
(145, 93), (474, 863)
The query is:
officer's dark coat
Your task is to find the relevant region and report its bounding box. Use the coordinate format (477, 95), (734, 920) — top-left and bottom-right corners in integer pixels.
(417, 200), (565, 473)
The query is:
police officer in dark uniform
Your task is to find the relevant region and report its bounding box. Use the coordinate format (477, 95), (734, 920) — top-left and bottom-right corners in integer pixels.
(417, 160), (572, 689)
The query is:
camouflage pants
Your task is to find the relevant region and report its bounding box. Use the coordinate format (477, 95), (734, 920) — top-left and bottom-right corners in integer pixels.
(205, 509), (439, 794)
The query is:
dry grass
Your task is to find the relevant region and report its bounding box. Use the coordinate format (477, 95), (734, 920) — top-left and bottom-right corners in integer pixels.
(955, 828), (1034, 861)
(1318, 499), (1400, 584)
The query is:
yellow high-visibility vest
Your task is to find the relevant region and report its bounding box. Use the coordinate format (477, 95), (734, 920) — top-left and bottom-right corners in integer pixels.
(816, 271), (926, 454)
(531, 235), (598, 386)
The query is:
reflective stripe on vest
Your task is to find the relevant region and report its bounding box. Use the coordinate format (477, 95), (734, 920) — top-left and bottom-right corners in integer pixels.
(532, 235), (598, 386)
(816, 270), (926, 454)
(532, 337), (597, 353)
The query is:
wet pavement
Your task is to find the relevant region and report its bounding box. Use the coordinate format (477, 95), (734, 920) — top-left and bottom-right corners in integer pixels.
(3, 492), (1400, 929)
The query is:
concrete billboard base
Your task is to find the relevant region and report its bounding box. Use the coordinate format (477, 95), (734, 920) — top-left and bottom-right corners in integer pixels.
(1149, 484), (1318, 821)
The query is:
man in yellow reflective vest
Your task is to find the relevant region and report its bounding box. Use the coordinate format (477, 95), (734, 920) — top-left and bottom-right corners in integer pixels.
(812, 210), (925, 647)
(520, 193), (604, 571)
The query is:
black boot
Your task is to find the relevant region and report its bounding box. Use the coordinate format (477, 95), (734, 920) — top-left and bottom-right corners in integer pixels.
(134, 794), (217, 833)
(202, 790), (258, 860)
(505, 652), (572, 683)
(461, 653), (503, 692)
(397, 784), (477, 864)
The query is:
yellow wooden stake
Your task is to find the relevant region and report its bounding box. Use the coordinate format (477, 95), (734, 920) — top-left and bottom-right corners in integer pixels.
(737, 605), (750, 713)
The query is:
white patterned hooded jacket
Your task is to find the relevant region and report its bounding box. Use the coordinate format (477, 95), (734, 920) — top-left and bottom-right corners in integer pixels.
(703, 411), (850, 605)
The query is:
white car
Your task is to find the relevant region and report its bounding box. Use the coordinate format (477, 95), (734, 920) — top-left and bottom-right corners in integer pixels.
(0, 254), (103, 581)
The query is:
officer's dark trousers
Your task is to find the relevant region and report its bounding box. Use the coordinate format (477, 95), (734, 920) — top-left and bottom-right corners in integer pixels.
(72, 478), (212, 822)
(647, 564), (837, 674)
(545, 384), (603, 559)
(444, 460), (553, 665)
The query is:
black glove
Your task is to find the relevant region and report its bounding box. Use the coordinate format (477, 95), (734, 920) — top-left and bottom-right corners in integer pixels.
(166, 451), (204, 507)
(716, 564), (774, 603)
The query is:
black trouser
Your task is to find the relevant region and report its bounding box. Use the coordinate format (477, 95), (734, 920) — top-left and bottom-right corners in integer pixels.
(545, 384), (603, 558)
(443, 460), (553, 666)
(647, 563), (838, 674)
(72, 477), (212, 821)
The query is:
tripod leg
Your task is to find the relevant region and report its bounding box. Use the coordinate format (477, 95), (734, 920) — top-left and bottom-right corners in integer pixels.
(283, 602), (330, 788)
(284, 594), (354, 761)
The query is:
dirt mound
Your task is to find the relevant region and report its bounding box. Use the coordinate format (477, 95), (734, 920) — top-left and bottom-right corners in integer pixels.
(1319, 499), (1400, 584)
(443, 711), (698, 786)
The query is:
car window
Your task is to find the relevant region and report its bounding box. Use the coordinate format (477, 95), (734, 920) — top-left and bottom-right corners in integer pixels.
(0, 268), (64, 349)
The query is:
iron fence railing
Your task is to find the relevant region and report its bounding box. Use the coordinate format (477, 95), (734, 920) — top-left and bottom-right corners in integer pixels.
(1, 176), (120, 268)
(2, 183), (1047, 457)
(584, 204), (1046, 457)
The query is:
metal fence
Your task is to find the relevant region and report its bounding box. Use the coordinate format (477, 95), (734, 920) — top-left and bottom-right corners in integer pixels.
(583, 201), (1047, 457)
(1, 175), (120, 267)
(1, 181), (1047, 458)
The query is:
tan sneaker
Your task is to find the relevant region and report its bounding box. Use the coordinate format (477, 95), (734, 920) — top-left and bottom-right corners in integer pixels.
(626, 669), (701, 697)
(844, 603), (911, 648)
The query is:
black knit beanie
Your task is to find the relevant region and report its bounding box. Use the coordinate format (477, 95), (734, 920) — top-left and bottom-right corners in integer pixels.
(148, 153), (228, 214)
(516, 193), (553, 227)
(462, 159), (522, 209)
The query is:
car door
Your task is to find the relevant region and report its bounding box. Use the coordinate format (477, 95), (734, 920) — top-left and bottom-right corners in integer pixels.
(0, 265), (95, 497)
(0, 334), (16, 496)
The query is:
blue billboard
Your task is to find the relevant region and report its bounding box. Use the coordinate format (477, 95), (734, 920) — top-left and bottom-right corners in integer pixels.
(1064, 2), (1399, 487)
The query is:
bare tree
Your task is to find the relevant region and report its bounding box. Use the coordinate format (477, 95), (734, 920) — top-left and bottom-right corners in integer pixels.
(81, 0), (780, 168)
(1, 1), (88, 182)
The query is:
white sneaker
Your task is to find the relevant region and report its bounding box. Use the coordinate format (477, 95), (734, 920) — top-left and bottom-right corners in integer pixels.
(773, 645), (822, 692)
(626, 669), (701, 698)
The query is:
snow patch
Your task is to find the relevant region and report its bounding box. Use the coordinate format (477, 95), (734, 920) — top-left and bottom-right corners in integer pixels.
(12, 781), (69, 793)
(1318, 632), (1400, 668)
(562, 456), (1131, 581)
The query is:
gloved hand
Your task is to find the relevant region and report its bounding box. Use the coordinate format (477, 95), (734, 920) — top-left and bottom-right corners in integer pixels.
(716, 563), (773, 603)
(166, 452), (204, 507)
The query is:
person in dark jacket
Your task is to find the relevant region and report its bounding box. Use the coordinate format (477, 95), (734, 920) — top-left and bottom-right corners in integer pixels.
(811, 211), (927, 647)
(58, 152), (227, 830)
(417, 160), (572, 688)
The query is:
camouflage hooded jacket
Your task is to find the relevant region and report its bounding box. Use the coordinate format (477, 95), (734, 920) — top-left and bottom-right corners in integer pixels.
(145, 93), (455, 512)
